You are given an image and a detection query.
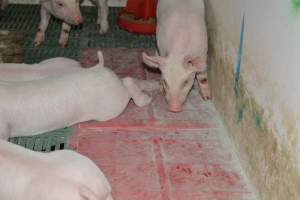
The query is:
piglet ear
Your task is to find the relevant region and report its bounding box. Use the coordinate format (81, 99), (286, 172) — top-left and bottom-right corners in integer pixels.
(97, 50), (105, 67)
(184, 55), (206, 72)
(142, 52), (166, 69)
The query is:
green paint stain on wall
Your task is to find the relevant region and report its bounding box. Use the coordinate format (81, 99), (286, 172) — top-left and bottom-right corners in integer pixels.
(292, 0), (300, 14)
(237, 103), (246, 123)
(252, 112), (262, 129)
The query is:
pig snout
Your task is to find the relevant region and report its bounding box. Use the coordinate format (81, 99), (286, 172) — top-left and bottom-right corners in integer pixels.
(169, 103), (182, 113)
(165, 92), (183, 112)
(74, 14), (83, 24)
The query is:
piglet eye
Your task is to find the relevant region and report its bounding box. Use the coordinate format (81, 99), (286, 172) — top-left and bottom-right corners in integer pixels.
(183, 80), (189, 88)
(56, 2), (63, 7)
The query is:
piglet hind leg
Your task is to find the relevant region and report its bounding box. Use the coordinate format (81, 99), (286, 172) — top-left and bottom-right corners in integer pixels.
(122, 77), (152, 107)
(196, 71), (211, 101)
(58, 22), (71, 48)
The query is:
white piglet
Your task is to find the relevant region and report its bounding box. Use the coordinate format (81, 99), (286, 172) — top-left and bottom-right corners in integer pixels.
(0, 51), (156, 140)
(142, 0), (211, 112)
(0, 139), (113, 200)
(34, 0), (109, 47)
(0, 57), (83, 81)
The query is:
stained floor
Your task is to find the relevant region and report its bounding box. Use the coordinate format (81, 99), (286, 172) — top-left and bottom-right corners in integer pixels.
(69, 48), (258, 200)
(0, 5), (258, 200)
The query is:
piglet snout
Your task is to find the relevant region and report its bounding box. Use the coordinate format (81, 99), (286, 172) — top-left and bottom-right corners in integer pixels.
(74, 15), (83, 24)
(169, 104), (182, 113)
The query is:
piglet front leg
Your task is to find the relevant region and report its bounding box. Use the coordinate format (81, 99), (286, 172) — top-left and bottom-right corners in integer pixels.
(122, 77), (152, 107)
(97, 0), (109, 34)
(196, 70), (211, 100)
(130, 78), (160, 92)
(34, 7), (51, 46)
(58, 22), (71, 48)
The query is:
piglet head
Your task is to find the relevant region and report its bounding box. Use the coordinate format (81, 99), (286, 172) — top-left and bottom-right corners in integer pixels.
(142, 52), (206, 112)
(50, 0), (83, 25)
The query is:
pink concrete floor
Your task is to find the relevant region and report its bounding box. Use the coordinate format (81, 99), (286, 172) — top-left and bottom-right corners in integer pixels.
(69, 48), (258, 200)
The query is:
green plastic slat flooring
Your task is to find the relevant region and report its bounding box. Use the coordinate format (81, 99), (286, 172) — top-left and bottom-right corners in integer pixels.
(0, 4), (156, 151)
(0, 4), (156, 63)
(8, 127), (74, 152)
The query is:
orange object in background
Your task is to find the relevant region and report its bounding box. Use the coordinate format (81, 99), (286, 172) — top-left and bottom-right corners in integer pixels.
(117, 0), (158, 35)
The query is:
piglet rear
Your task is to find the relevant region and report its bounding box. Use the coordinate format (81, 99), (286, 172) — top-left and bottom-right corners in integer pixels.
(0, 51), (154, 139)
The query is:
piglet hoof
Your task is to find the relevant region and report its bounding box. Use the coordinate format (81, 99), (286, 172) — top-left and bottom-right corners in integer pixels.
(33, 34), (44, 47)
(203, 95), (212, 101)
(134, 93), (152, 107)
(200, 90), (212, 101)
(99, 23), (109, 35)
(58, 41), (67, 49)
(33, 41), (41, 47)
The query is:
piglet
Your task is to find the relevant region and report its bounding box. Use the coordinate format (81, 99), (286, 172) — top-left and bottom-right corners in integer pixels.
(0, 57), (83, 81)
(0, 139), (113, 200)
(142, 0), (211, 112)
(0, 51), (157, 140)
(34, 0), (109, 48)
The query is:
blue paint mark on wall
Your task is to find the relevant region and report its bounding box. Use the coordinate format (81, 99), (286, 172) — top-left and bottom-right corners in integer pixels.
(234, 15), (245, 97)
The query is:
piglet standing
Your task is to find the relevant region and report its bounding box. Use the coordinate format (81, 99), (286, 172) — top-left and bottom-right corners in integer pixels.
(0, 57), (83, 81)
(142, 0), (211, 112)
(34, 0), (109, 48)
(0, 139), (113, 200)
(0, 51), (157, 140)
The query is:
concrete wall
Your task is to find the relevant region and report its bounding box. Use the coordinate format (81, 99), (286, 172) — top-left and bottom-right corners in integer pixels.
(205, 0), (300, 199)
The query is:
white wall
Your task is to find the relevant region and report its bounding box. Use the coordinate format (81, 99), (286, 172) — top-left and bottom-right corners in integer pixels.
(8, 0), (127, 6)
(208, 0), (300, 170)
